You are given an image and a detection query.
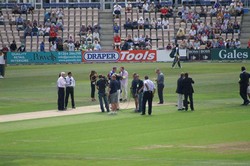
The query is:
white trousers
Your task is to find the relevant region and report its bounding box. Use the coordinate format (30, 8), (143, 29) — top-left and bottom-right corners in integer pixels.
(121, 83), (128, 100)
(177, 93), (184, 109)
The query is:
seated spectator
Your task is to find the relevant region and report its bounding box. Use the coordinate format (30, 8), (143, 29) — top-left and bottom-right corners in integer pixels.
(50, 12), (57, 24)
(93, 23), (101, 32)
(17, 44), (26, 52)
(179, 39), (187, 49)
(233, 21), (240, 33)
(68, 35), (74, 43)
(229, 39), (236, 48)
(132, 19), (138, 29)
(211, 39), (219, 48)
(86, 30), (93, 44)
(186, 39), (194, 50)
(57, 41), (63, 51)
(156, 18), (162, 29)
(160, 6), (168, 19)
(205, 40), (213, 49)
(16, 15), (23, 25)
(235, 5), (243, 16)
(12, 4), (21, 14)
(133, 34), (139, 48)
(176, 28), (186, 40)
(149, 2), (155, 13)
(56, 20), (64, 31)
(162, 18), (169, 29)
(50, 41), (57, 51)
(137, 0), (143, 13)
(28, 5), (35, 14)
(138, 34), (146, 49)
(247, 39), (250, 48)
(193, 11), (200, 21)
(216, 11), (224, 21)
(155, 1), (162, 12)
(49, 29), (57, 42)
(217, 38), (225, 48)
(145, 35), (152, 49)
(86, 24), (93, 33)
(220, 23), (227, 33)
(40, 41), (45, 52)
(197, 22), (204, 34)
(142, 1), (149, 13)
(186, 11), (193, 23)
(10, 40), (17, 52)
(189, 27), (197, 39)
(45, 19), (51, 27)
(93, 29), (100, 42)
(137, 17), (144, 29)
(150, 18), (156, 29)
(20, 4), (27, 14)
(144, 18), (150, 29)
(113, 33), (121, 50)
(121, 40), (131, 50)
(193, 39), (200, 49)
(68, 41), (75, 51)
(79, 24), (87, 36)
(200, 33), (208, 45)
(166, 43), (172, 50)
(199, 6), (207, 17)
(24, 25), (32, 37)
(126, 34), (134, 47)
(93, 40), (102, 50)
(209, 6), (217, 17)
(113, 2), (122, 18)
(44, 26), (50, 36)
(56, 8), (64, 20)
(227, 22), (234, 34)
(9, 14), (16, 25)
(124, 18), (132, 29)
(125, 1), (132, 13)
(224, 11), (231, 20)
(44, 12), (51, 24)
(113, 22), (120, 34)
(74, 41), (81, 50)
(0, 12), (4, 25)
(63, 40), (68, 51)
(31, 26), (39, 37)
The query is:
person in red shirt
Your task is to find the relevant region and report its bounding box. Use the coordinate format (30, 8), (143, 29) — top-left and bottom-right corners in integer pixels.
(113, 34), (121, 50)
(49, 30), (57, 43)
(160, 6), (168, 19)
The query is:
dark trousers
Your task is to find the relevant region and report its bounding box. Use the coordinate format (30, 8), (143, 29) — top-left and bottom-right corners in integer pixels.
(0, 64), (5, 76)
(172, 57), (181, 68)
(142, 91), (153, 115)
(184, 93), (194, 111)
(65, 87), (75, 108)
(240, 85), (249, 104)
(157, 84), (164, 103)
(58, 87), (65, 110)
(98, 92), (109, 112)
(91, 83), (95, 98)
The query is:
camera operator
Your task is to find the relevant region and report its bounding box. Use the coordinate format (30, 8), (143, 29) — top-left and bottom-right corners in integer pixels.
(96, 75), (110, 113)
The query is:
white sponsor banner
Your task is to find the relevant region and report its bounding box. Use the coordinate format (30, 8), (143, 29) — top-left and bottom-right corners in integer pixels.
(156, 49), (187, 62)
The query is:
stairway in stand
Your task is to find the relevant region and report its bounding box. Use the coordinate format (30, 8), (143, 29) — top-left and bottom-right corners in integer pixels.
(99, 10), (114, 50)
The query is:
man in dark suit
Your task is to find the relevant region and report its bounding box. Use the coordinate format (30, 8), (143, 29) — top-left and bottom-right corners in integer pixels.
(182, 73), (194, 111)
(239, 66), (250, 105)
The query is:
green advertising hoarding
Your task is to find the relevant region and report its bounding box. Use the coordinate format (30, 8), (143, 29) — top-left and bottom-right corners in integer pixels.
(211, 48), (250, 60)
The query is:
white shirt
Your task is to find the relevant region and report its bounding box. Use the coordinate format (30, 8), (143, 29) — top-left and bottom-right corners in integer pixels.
(143, 79), (155, 92)
(65, 76), (75, 87)
(114, 4), (122, 11)
(51, 43), (57, 51)
(68, 43), (75, 51)
(57, 76), (66, 88)
(0, 53), (5, 64)
(120, 70), (128, 85)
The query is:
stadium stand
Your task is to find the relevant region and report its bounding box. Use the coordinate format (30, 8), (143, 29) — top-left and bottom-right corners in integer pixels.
(0, 0), (247, 51)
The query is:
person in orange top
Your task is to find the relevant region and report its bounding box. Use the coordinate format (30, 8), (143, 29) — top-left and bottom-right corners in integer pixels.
(113, 34), (121, 50)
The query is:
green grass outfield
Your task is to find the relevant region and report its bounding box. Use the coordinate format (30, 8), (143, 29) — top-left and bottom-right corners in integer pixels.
(0, 62), (250, 165)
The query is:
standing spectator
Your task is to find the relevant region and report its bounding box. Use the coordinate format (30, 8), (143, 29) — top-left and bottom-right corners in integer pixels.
(120, 66), (129, 102)
(17, 44), (26, 52)
(172, 44), (182, 68)
(96, 75), (110, 113)
(109, 74), (119, 114)
(113, 33), (121, 50)
(239, 66), (250, 105)
(182, 73), (195, 111)
(176, 73), (185, 111)
(131, 73), (139, 112)
(40, 41), (45, 52)
(10, 40), (17, 52)
(155, 68), (164, 104)
(65, 72), (76, 109)
(113, 2), (122, 18)
(0, 50), (6, 78)
(141, 76), (155, 115)
(90, 70), (97, 101)
(113, 22), (120, 34)
(57, 72), (66, 111)
(68, 41), (75, 51)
